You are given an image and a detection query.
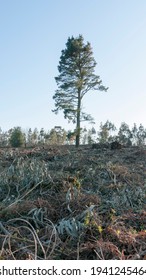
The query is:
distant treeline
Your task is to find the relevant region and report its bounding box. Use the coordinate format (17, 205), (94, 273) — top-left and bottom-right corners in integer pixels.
(0, 121), (146, 147)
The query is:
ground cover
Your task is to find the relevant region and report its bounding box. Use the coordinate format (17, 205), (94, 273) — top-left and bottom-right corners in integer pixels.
(0, 145), (146, 259)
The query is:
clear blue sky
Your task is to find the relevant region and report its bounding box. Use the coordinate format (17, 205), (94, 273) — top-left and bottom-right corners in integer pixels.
(0, 0), (146, 132)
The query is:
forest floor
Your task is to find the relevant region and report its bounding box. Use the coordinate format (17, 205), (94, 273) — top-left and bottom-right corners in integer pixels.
(0, 144), (146, 260)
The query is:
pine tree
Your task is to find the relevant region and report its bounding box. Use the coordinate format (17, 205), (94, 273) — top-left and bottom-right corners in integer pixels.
(52, 35), (108, 147)
(9, 127), (25, 147)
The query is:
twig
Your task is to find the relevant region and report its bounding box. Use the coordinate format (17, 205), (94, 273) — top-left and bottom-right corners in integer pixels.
(5, 180), (43, 210)
(0, 221), (11, 235)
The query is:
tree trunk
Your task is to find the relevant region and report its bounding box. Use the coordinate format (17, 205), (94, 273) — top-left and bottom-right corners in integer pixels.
(76, 132), (80, 147)
(76, 91), (81, 147)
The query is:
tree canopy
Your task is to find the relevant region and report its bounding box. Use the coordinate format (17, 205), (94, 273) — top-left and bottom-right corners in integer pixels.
(52, 35), (108, 146)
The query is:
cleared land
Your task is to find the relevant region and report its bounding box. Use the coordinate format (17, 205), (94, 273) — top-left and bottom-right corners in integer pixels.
(0, 145), (146, 259)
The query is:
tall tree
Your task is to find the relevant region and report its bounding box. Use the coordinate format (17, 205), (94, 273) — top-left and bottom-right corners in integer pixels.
(27, 128), (32, 146)
(97, 120), (116, 143)
(31, 128), (39, 145)
(136, 124), (146, 146)
(118, 122), (132, 146)
(52, 35), (108, 147)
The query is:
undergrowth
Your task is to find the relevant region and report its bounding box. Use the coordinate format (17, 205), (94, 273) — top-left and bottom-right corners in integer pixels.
(0, 146), (146, 259)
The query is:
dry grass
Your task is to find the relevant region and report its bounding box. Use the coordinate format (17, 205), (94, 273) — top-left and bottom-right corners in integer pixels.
(0, 145), (146, 259)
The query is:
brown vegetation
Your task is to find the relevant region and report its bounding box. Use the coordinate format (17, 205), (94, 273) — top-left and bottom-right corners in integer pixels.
(0, 145), (146, 259)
